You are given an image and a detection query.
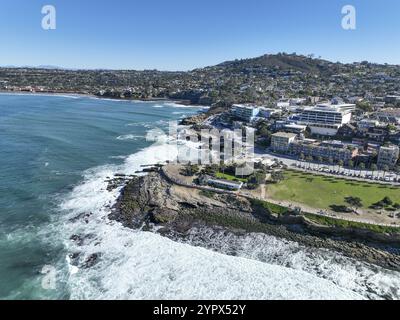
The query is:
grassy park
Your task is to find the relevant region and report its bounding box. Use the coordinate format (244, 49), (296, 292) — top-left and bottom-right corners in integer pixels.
(215, 172), (248, 182)
(267, 170), (400, 211)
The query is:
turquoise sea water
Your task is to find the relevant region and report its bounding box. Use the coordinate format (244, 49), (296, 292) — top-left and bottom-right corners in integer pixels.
(0, 94), (399, 300)
(0, 94), (199, 299)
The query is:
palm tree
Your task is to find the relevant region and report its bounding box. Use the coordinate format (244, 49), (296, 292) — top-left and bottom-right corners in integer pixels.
(371, 163), (378, 179)
(317, 156), (323, 170)
(338, 160), (344, 174)
(299, 153), (305, 168)
(359, 163), (366, 177)
(306, 156), (313, 170)
(394, 166), (400, 182)
(383, 165), (389, 179)
(328, 157), (334, 172)
(219, 161), (226, 175)
(348, 160), (354, 175)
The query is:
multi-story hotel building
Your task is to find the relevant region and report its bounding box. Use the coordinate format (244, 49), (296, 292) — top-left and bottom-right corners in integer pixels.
(271, 132), (297, 153)
(290, 139), (359, 164)
(231, 104), (260, 122)
(297, 103), (356, 136)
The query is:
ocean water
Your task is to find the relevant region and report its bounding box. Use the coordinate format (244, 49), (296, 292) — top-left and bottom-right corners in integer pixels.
(0, 93), (399, 300)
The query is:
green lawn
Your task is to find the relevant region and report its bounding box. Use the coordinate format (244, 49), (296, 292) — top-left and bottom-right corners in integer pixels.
(215, 172), (248, 182)
(267, 170), (400, 210)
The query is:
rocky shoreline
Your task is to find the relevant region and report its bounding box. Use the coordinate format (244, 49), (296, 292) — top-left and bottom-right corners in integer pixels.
(109, 172), (400, 271)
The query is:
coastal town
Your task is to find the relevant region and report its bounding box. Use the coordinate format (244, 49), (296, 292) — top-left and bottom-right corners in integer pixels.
(2, 53), (400, 233)
(2, 53), (400, 108)
(168, 94), (400, 229)
(107, 90), (400, 269)
(5, 0), (400, 302)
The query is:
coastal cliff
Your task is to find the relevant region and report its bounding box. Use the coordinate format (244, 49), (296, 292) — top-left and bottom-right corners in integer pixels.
(110, 172), (400, 270)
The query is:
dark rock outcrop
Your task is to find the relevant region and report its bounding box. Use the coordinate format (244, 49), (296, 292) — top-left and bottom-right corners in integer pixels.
(111, 172), (400, 270)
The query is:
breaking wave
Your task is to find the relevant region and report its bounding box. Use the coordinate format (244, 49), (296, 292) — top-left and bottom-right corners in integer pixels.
(56, 137), (400, 300)
(116, 134), (145, 141)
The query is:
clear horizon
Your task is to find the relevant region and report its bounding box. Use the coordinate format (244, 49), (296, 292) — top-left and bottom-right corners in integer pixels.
(1, 0), (400, 70)
(2, 51), (399, 72)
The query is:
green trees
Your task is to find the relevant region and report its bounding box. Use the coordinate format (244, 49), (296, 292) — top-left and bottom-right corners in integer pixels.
(255, 121), (272, 147)
(382, 196), (393, 207)
(270, 171), (285, 184)
(371, 196), (397, 212)
(356, 101), (372, 112)
(345, 196), (363, 213)
(247, 171), (267, 189)
(202, 164), (219, 176)
(182, 162), (199, 176)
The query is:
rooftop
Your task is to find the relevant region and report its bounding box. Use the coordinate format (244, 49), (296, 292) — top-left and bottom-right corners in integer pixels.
(284, 123), (307, 129)
(272, 132), (297, 139)
(207, 178), (244, 188)
(302, 103), (356, 113)
(380, 145), (400, 151)
(232, 104), (259, 110)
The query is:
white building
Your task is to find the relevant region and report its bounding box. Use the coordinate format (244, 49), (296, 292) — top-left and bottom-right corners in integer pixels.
(297, 103), (356, 136)
(271, 132), (297, 153)
(289, 98), (307, 106)
(385, 95), (400, 104)
(283, 123), (307, 134)
(358, 119), (379, 131)
(258, 107), (281, 119)
(206, 178), (243, 191)
(231, 104), (260, 122)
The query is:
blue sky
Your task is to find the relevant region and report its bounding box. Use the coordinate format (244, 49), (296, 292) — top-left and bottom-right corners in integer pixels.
(0, 0), (399, 70)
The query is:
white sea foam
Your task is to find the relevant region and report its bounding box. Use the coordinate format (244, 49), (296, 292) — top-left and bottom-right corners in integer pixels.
(179, 228), (400, 300)
(116, 134), (144, 141)
(172, 111), (187, 115)
(58, 136), (400, 300)
(164, 102), (207, 109)
(67, 230), (364, 300)
(0, 92), (81, 99)
(88, 97), (128, 103)
(109, 155), (128, 160)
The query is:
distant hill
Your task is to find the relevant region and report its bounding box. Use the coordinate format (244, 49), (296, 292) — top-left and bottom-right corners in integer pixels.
(209, 53), (338, 75)
(1, 52), (400, 108)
